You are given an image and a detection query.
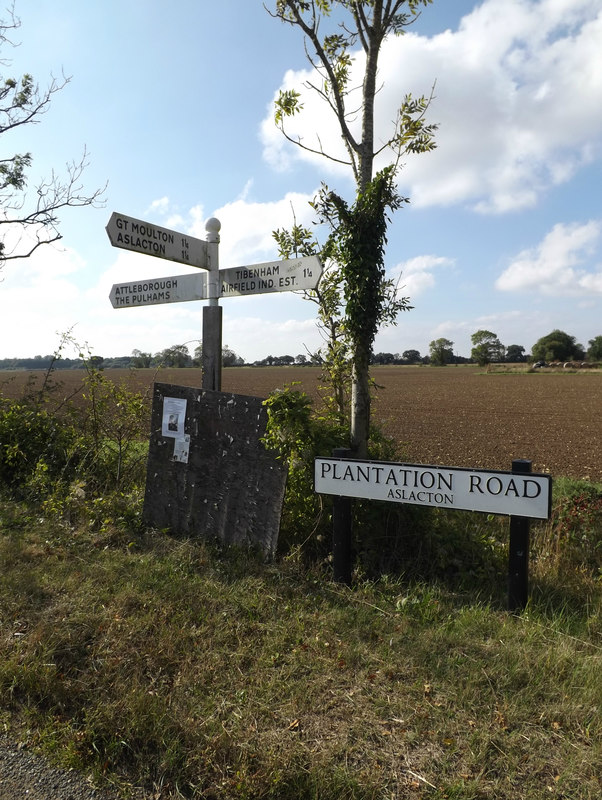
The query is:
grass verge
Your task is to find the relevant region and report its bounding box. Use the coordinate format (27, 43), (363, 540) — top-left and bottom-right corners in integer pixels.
(1, 496), (601, 799)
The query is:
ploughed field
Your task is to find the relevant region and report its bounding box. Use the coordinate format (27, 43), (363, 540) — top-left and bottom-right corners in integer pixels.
(2, 365), (601, 482)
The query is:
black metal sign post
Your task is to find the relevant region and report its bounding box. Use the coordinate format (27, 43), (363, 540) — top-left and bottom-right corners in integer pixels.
(332, 447), (353, 585)
(316, 455), (551, 606)
(508, 459), (533, 612)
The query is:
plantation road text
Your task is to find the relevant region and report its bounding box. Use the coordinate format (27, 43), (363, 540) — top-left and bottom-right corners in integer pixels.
(315, 458), (552, 519)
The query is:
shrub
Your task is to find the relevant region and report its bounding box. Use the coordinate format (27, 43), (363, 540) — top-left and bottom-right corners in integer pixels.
(535, 478), (602, 573)
(0, 397), (81, 494)
(0, 354), (149, 530)
(262, 385), (346, 559)
(263, 385), (442, 577)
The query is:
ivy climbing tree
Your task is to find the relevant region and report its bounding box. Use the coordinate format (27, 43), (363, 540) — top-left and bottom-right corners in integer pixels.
(269, 0), (437, 457)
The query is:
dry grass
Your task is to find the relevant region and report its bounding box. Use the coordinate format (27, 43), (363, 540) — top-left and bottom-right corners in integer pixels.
(1, 365), (601, 798)
(1, 497), (601, 799)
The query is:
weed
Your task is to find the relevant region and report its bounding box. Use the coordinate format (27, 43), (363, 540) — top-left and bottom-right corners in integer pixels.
(533, 478), (602, 576)
(0, 337), (149, 531)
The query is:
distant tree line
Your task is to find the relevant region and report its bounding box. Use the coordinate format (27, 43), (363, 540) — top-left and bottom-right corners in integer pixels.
(370, 349), (471, 366)
(1, 330), (600, 371)
(0, 355), (111, 371)
(427, 329), (602, 367)
(530, 330), (602, 363)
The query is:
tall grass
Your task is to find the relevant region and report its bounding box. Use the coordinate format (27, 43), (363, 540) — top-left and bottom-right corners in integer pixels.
(1, 359), (601, 798)
(1, 495), (601, 799)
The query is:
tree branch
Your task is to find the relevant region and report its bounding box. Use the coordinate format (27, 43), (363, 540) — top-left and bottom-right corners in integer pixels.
(0, 72), (70, 134)
(0, 8), (105, 270)
(276, 121), (354, 169)
(0, 148), (106, 265)
(281, 1), (361, 155)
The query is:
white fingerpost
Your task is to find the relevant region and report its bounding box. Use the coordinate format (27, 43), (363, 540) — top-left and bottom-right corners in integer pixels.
(202, 217), (223, 391)
(106, 209), (323, 393)
(205, 217), (221, 305)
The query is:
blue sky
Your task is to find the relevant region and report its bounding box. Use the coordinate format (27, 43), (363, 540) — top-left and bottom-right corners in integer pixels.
(1, 0), (601, 362)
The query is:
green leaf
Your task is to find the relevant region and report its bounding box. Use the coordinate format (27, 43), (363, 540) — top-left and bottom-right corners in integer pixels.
(274, 88), (303, 124)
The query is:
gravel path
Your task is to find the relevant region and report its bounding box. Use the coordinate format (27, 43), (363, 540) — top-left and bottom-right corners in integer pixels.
(0, 737), (127, 800)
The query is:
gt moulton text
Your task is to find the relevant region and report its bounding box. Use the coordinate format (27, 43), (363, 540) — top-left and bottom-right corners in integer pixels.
(114, 216), (174, 256)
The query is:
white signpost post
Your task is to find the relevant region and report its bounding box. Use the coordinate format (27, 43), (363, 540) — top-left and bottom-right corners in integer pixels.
(106, 213), (322, 390)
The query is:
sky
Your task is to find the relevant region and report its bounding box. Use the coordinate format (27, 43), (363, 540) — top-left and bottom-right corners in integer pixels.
(0, 0), (601, 363)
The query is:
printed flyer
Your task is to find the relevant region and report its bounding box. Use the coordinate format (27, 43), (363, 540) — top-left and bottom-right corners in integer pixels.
(162, 397), (187, 438)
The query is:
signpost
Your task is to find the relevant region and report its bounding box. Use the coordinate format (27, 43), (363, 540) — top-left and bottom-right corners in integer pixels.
(108, 260), (322, 308)
(105, 211), (317, 555)
(106, 212), (210, 270)
(315, 454), (552, 609)
(106, 212), (322, 392)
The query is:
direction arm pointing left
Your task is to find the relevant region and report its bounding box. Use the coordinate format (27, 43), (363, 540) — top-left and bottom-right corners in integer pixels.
(106, 212), (210, 270)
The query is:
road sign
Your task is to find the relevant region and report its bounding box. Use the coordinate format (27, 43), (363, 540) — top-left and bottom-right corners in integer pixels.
(108, 255), (323, 309)
(106, 211), (322, 392)
(109, 273), (206, 309)
(219, 255), (321, 297)
(106, 212), (210, 270)
(315, 458), (552, 519)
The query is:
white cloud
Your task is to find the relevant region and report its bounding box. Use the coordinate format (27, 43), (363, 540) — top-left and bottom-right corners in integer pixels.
(430, 319), (472, 344)
(260, 0), (602, 213)
(496, 219), (602, 294)
(390, 254), (454, 296)
(188, 190), (319, 268)
(0, 243), (88, 358)
(475, 309), (524, 327)
(0, 221), (86, 282)
(260, 67), (350, 176)
(146, 197), (170, 215)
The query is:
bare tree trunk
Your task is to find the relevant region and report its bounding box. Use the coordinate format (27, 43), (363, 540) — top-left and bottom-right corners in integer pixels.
(358, 3), (380, 192)
(350, 345), (371, 458)
(351, 6), (380, 456)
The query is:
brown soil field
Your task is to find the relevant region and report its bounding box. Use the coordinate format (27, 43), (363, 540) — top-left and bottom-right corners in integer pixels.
(1, 365), (601, 482)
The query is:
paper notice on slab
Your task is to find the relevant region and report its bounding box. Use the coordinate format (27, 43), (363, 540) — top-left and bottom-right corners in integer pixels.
(162, 397), (187, 438)
(173, 434), (190, 464)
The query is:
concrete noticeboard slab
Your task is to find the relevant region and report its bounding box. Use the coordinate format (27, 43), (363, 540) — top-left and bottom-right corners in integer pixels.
(143, 383), (286, 555)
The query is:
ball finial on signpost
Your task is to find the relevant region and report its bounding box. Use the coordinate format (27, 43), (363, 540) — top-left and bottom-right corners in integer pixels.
(205, 217), (221, 242)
